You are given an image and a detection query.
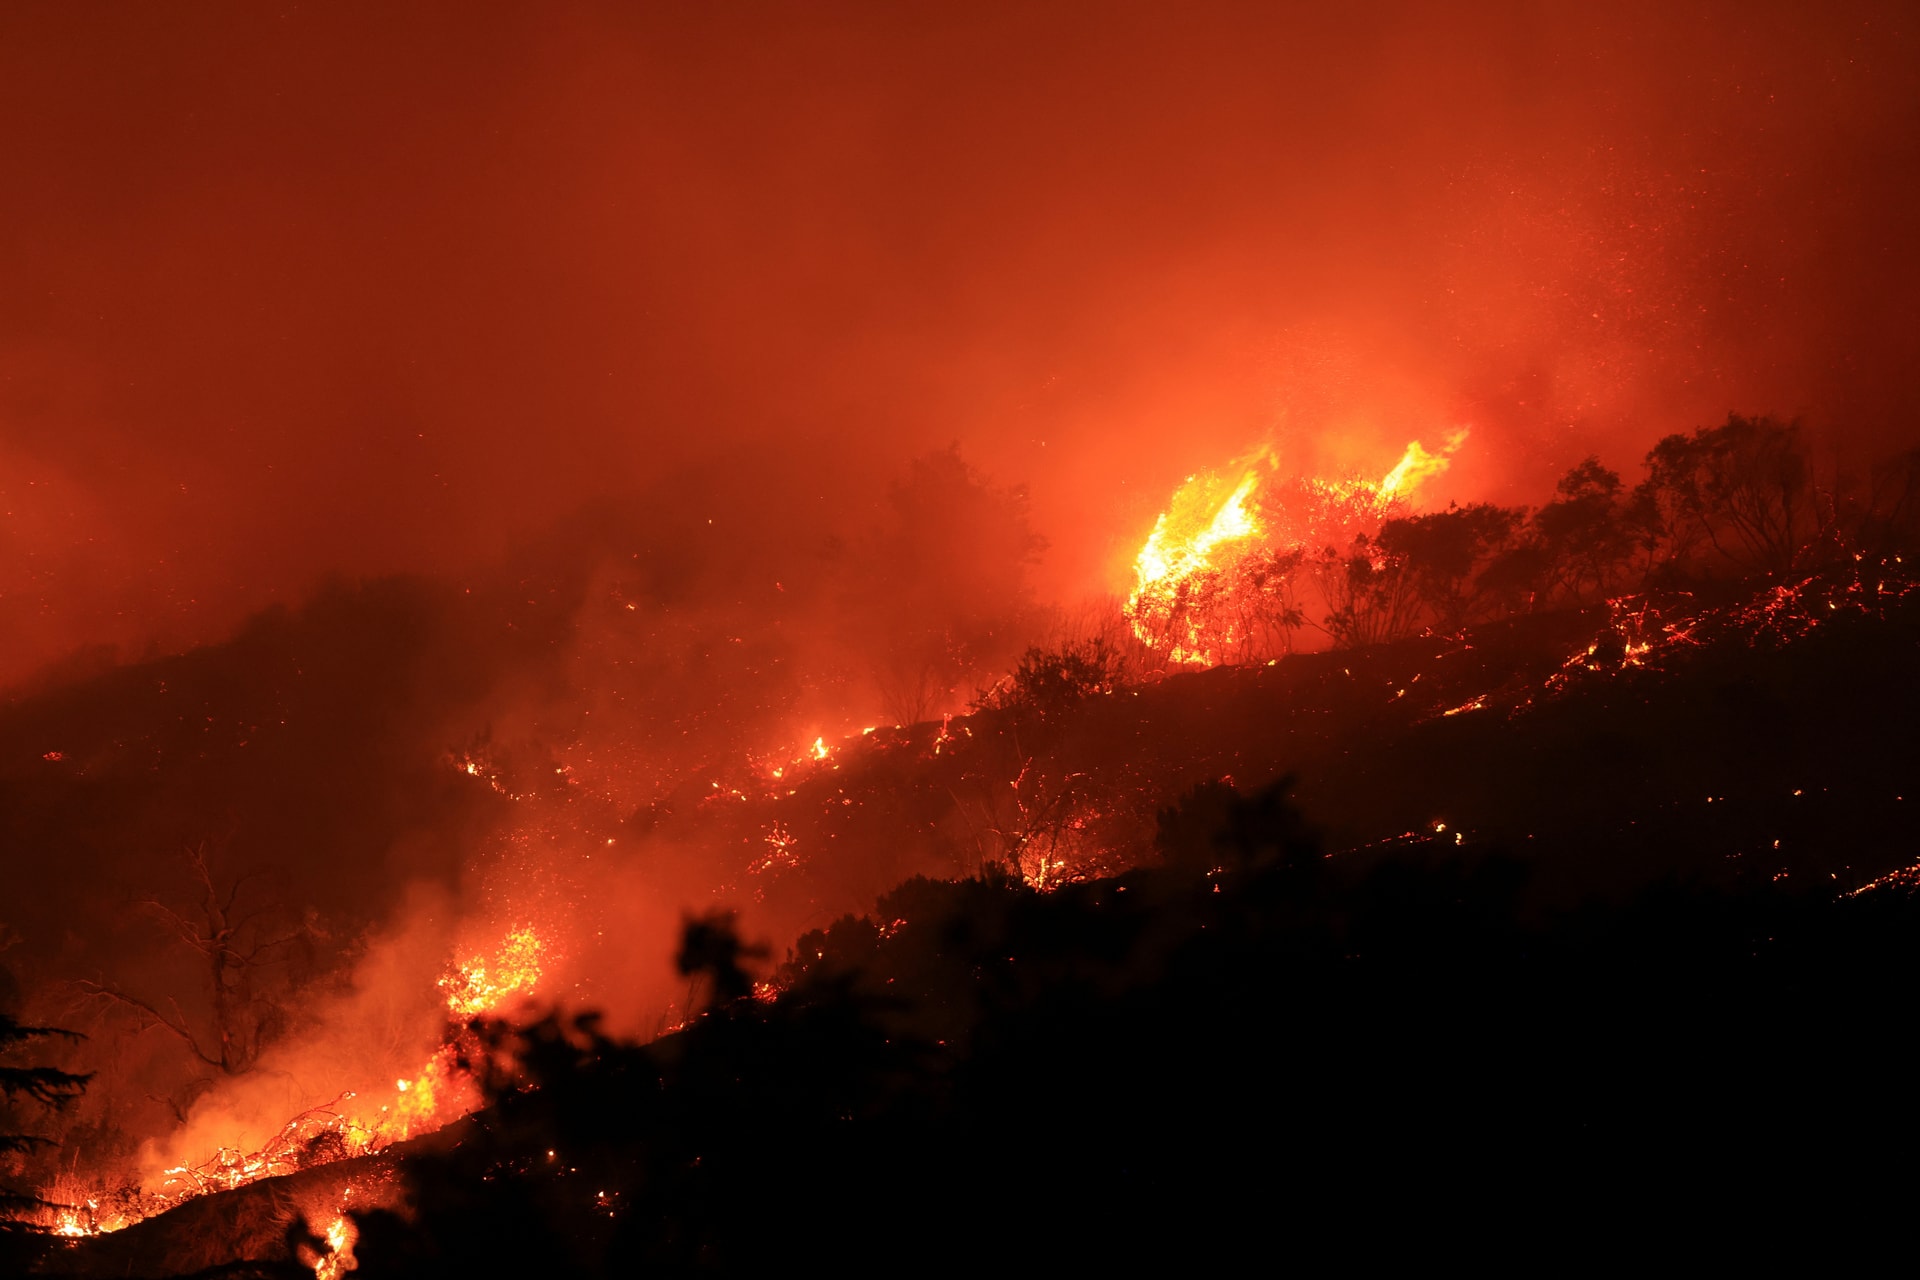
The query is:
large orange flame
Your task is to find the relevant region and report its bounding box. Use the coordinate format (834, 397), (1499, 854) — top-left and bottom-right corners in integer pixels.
(1129, 461), (1267, 663)
(1125, 431), (1468, 664)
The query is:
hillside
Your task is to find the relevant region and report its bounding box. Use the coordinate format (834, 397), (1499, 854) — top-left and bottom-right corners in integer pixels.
(14, 558), (1918, 1274)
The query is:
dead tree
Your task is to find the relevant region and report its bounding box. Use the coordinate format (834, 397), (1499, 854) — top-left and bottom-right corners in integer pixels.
(78, 844), (311, 1082)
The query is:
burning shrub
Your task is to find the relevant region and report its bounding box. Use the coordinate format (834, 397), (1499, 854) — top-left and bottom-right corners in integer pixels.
(1121, 419), (1914, 668)
(1125, 434), (1468, 664)
(969, 636), (1124, 723)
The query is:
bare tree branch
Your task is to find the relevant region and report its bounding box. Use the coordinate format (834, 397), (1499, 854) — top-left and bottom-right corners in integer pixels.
(72, 981), (223, 1071)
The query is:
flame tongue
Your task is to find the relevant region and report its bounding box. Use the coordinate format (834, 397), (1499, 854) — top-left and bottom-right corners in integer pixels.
(1124, 430), (1468, 666)
(1125, 461), (1267, 665)
(1379, 428), (1468, 499)
(1133, 466), (1263, 597)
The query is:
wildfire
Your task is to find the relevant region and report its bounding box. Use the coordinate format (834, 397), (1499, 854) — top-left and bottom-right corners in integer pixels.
(765, 733), (841, 783)
(365, 922), (551, 1139)
(311, 1212), (358, 1279)
(43, 924), (552, 1240)
(750, 822), (801, 877)
(383, 1050), (456, 1139)
(49, 1185), (125, 1238)
(1437, 553), (1917, 724)
(386, 924), (551, 1143)
(1378, 429), (1468, 499)
(1132, 465), (1265, 619)
(1125, 432), (1469, 664)
(440, 925), (546, 1018)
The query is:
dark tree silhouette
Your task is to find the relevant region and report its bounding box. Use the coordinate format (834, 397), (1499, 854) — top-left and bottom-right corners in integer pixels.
(1314, 534), (1422, 647)
(1640, 414), (1814, 573)
(676, 911), (766, 1007)
(1863, 446), (1920, 553)
(1, 1012), (90, 1232)
(78, 843), (314, 1116)
(1233, 542), (1311, 657)
(1377, 501), (1524, 630)
(1530, 457), (1647, 600)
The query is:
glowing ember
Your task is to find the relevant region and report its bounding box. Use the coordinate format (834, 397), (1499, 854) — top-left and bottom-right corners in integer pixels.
(750, 822), (801, 876)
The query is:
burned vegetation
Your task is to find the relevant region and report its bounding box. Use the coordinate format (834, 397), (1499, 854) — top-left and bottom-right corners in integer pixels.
(4, 417), (1919, 1275)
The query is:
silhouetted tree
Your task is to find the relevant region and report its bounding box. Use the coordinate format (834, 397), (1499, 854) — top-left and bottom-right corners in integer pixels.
(1532, 457), (1648, 599)
(676, 911), (766, 1007)
(1377, 502), (1524, 630)
(1314, 534), (1422, 647)
(1639, 414), (1813, 573)
(79, 844), (314, 1092)
(1233, 543), (1311, 658)
(1480, 458), (1656, 610)
(1863, 446), (1920, 553)
(1, 1013), (90, 1232)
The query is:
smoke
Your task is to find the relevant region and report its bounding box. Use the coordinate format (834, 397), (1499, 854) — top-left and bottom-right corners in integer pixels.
(0, 446), (1051, 1181)
(5, 0), (1920, 1199)
(2, 2), (1916, 680)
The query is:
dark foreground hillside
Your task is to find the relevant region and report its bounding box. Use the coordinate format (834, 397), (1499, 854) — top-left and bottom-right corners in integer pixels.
(29, 791), (1920, 1275)
(334, 803), (1920, 1271)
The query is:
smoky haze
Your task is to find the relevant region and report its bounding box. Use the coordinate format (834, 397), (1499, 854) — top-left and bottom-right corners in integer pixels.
(2, 0), (1917, 680)
(5, 4), (1920, 1239)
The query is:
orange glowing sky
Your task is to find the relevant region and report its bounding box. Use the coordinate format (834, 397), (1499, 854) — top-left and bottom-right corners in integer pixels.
(3, 2), (1917, 682)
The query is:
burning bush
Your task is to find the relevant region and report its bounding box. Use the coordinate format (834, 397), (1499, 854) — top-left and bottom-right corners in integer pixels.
(1124, 434), (1468, 663)
(1126, 416), (1917, 668)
